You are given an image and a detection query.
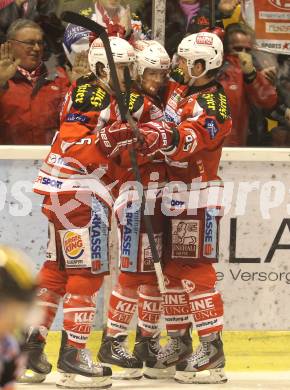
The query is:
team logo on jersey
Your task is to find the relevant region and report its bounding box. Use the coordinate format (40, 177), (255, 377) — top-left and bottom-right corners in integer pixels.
(172, 220), (199, 259)
(63, 231), (85, 260)
(203, 209), (218, 258)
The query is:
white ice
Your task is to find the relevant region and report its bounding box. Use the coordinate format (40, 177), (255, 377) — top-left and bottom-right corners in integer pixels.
(16, 371), (290, 390)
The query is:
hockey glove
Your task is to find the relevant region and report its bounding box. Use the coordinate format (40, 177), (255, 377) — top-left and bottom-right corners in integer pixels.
(98, 121), (137, 158)
(137, 121), (179, 156)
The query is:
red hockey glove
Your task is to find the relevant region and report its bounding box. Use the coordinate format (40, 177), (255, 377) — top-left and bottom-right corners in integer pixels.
(137, 121), (179, 156)
(98, 121), (137, 158)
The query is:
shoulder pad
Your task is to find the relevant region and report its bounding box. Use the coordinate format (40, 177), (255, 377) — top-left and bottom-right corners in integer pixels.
(128, 91), (144, 114)
(72, 84), (110, 112)
(197, 90), (230, 123)
(75, 75), (92, 86)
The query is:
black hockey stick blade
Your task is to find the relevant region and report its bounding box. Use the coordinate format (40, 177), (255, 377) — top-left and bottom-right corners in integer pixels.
(61, 11), (106, 38)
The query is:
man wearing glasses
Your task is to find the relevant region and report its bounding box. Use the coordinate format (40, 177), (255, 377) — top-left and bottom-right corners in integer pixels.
(218, 23), (278, 146)
(0, 18), (69, 145)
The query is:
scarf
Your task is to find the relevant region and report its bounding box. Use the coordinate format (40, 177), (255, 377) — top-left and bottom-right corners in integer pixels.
(17, 63), (43, 84)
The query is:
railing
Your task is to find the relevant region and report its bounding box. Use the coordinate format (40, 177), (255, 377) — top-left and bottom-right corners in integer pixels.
(1, 146), (290, 161)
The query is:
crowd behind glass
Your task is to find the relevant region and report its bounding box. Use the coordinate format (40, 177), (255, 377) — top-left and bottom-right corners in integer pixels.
(0, 0), (288, 147)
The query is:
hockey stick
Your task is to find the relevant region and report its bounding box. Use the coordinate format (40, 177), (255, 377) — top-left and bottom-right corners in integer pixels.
(61, 11), (166, 294)
(209, 0), (216, 30)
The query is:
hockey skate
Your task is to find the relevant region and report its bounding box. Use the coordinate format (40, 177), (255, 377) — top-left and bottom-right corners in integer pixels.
(133, 326), (175, 379)
(174, 332), (228, 384)
(56, 330), (112, 389)
(17, 327), (52, 384)
(97, 331), (143, 380)
(145, 327), (193, 370)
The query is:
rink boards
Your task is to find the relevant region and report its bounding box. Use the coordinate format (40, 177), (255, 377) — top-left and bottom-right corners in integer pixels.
(1, 147), (290, 332)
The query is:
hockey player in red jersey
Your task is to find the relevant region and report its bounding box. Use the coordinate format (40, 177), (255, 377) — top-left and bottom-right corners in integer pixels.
(20, 37), (137, 388)
(134, 31), (232, 384)
(97, 40), (182, 380)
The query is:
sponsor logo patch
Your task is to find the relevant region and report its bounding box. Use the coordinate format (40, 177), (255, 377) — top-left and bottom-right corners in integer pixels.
(181, 279), (195, 293)
(205, 118), (219, 139)
(35, 176), (63, 189)
(90, 197), (109, 274)
(196, 35), (213, 45)
(120, 205), (141, 272)
(203, 209), (218, 258)
(172, 220), (199, 259)
(66, 113), (89, 123)
(63, 231), (85, 260)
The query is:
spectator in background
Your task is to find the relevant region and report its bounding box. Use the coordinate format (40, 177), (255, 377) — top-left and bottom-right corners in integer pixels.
(135, 0), (186, 57)
(179, 0), (200, 32)
(266, 55), (290, 146)
(188, 0), (239, 33)
(217, 23), (278, 146)
(0, 19), (70, 145)
(0, 0), (56, 40)
(0, 0), (65, 66)
(94, 0), (132, 38)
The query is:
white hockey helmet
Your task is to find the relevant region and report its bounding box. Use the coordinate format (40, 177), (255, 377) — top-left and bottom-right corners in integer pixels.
(178, 32), (223, 80)
(134, 40), (171, 77)
(88, 36), (135, 80)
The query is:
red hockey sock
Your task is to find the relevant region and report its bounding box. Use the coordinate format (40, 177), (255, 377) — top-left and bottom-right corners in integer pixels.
(35, 288), (61, 340)
(63, 293), (96, 348)
(107, 290), (137, 336)
(138, 286), (163, 336)
(188, 290), (224, 336)
(162, 288), (191, 335)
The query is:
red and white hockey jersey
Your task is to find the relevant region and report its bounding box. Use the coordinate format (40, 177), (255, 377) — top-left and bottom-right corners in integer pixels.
(163, 79), (232, 210)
